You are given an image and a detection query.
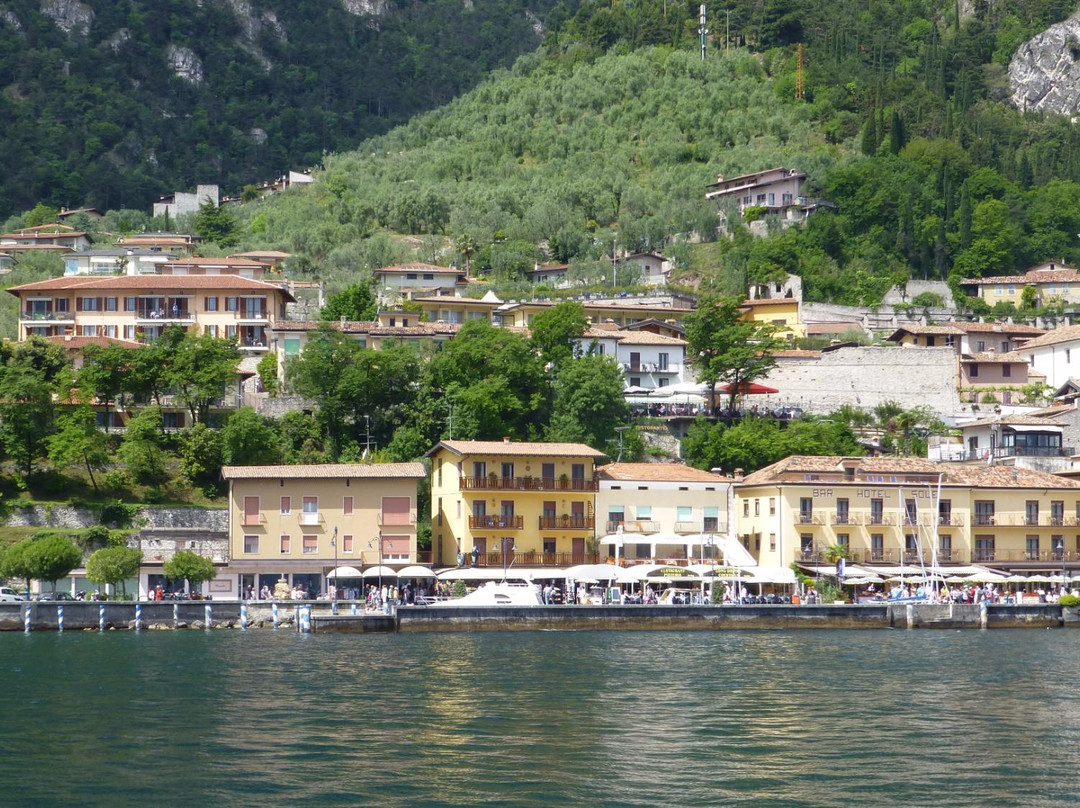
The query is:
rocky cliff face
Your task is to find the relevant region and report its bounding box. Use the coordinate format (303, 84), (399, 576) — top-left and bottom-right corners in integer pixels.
(1009, 13), (1080, 115)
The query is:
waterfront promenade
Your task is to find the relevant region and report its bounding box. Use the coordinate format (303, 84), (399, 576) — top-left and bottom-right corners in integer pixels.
(1, 600), (1076, 632)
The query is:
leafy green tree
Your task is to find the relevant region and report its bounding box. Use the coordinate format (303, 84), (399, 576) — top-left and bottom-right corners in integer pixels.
(85, 546), (142, 596)
(427, 320), (548, 440)
(221, 407), (282, 465)
(192, 199), (237, 247)
(256, 351), (280, 397)
(683, 416), (863, 474)
(26, 534), (83, 595)
(48, 406), (110, 491)
(169, 332), (240, 425)
(0, 350), (59, 479)
(684, 296), (785, 413)
(23, 203), (59, 227)
(117, 407), (167, 486)
(547, 355), (627, 451)
(126, 326), (185, 408)
(162, 550), (218, 593)
(529, 301), (587, 368)
(0, 539), (36, 595)
(78, 343), (134, 425)
(319, 283), (378, 322)
(179, 424), (224, 489)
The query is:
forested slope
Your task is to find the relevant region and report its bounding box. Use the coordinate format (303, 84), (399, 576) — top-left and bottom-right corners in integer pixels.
(0, 0), (567, 215)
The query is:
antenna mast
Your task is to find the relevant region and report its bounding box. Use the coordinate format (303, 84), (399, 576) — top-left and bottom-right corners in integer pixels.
(699, 5), (708, 61)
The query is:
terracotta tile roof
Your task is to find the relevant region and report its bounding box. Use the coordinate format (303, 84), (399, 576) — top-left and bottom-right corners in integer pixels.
(598, 462), (730, 482)
(739, 455), (1080, 489)
(609, 331), (686, 346)
(962, 268), (1080, 285)
(6, 274), (295, 301)
(739, 298), (799, 308)
(163, 257), (269, 269)
(888, 324), (965, 337)
(1007, 324), (1080, 351)
(958, 414), (1064, 429)
(222, 462), (426, 480)
(428, 440), (608, 459)
(375, 263), (464, 275)
(1028, 404), (1076, 417)
(947, 320), (1044, 335)
(962, 352), (1028, 364)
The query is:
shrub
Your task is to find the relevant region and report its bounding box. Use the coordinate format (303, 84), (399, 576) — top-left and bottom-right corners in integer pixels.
(1060, 594), (1080, 607)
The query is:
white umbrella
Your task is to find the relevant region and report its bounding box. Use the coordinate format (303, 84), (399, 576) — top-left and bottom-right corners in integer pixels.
(396, 565), (437, 578)
(362, 565), (398, 578)
(326, 565), (363, 578)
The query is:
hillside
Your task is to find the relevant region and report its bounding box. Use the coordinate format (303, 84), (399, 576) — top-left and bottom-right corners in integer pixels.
(233, 0), (1080, 308)
(0, 0), (568, 216)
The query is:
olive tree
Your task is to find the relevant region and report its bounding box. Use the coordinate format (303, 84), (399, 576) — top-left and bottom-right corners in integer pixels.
(162, 550), (218, 595)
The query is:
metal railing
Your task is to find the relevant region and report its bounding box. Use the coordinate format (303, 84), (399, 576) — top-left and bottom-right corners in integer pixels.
(539, 515), (594, 530)
(461, 476), (599, 492)
(606, 519), (660, 534)
(472, 551), (599, 568)
(468, 515), (524, 530)
(20, 310), (73, 321)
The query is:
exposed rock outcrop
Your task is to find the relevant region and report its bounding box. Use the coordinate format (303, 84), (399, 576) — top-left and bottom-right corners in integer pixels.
(1, 7), (22, 32)
(1009, 13), (1080, 115)
(40, 0), (92, 36)
(167, 44), (204, 84)
(343, 0), (388, 18)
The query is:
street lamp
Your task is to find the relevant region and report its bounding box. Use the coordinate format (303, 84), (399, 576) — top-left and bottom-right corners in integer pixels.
(330, 526), (338, 615)
(368, 534), (384, 610)
(704, 534), (715, 604)
(1059, 537), (1068, 596)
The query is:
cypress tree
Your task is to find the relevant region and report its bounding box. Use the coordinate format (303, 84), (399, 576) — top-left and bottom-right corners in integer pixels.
(957, 181), (972, 250)
(1018, 152), (1034, 187)
(888, 111), (906, 154)
(860, 113), (878, 155)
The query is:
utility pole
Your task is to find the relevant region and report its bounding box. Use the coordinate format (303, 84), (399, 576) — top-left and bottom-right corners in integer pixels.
(699, 4), (708, 61)
(725, 9), (730, 50)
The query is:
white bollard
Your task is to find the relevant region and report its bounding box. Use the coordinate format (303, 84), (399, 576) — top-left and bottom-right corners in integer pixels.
(204, 603), (212, 630)
(99, 604), (105, 632)
(351, 601), (358, 616)
(272, 601), (279, 629)
(299, 605), (312, 633)
(240, 601), (248, 630)
(173, 602), (178, 628)
(57, 604), (63, 633)
(24, 603), (30, 632)
(135, 603), (142, 631)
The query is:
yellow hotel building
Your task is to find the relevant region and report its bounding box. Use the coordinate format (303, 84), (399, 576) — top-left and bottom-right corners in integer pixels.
(221, 462), (426, 596)
(736, 456), (1080, 573)
(427, 440), (608, 568)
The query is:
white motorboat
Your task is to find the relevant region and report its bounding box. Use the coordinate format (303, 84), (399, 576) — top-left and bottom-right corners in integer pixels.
(433, 580), (543, 607)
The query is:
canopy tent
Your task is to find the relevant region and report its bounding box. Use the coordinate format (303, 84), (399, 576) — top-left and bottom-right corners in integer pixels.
(650, 381), (709, 396)
(326, 565), (364, 579)
(715, 381), (780, 395)
(743, 566), (797, 584)
(396, 565), (438, 579)
(564, 564), (638, 583)
(362, 565), (399, 578)
(436, 567), (566, 581)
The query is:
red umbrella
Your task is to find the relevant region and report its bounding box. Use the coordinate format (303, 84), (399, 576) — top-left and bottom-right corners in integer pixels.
(716, 381), (779, 395)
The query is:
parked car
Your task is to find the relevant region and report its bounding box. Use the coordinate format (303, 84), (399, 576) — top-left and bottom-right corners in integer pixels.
(0, 586), (24, 602)
(35, 592), (75, 601)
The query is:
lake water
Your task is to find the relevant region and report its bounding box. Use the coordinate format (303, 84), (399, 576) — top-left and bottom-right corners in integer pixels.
(2, 628), (1080, 807)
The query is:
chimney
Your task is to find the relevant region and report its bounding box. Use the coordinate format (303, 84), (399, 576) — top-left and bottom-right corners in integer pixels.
(503, 437), (511, 445)
(730, 467), (744, 481)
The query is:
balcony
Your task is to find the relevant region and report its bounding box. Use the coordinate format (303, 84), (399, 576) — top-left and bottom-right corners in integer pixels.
(474, 551), (599, 568)
(938, 514), (963, 526)
(461, 475), (599, 492)
(300, 512), (322, 526)
(136, 307), (194, 323)
(866, 515), (895, 526)
(973, 515), (996, 527)
(20, 310), (74, 322)
(674, 521), (700, 534)
(796, 513), (825, 525)
(468, 515), (524, 530)
(606, 519), (660, 534)
(832, 513), (860, 526)
(235, 308), (269, 323)
(241, 513), (264, 526)
(622, 362), (682, 374)
(540, 515), (595, 530)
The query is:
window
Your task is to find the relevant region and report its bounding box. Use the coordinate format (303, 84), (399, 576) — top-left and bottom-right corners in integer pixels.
(1052, 501), (1065, 526)
(343, 496), (354, 515)
(280, 535), (291, 554)
(124, 325), (135, 340)
(800, 534), (813, 559)
(280, 496), (291, 515)
(677, 506), (692, 523)
(244, 535), (259, 554)
(381, 496), (411, 525)
(974, 501), (995, 526)
(939, 534), (952, 560)
(969, 363), (979, 378)
(1002, 365), (1011, 378)
(799, 497), (813, 524)
(104, 325), (117, 338)
(977, 340), (986, 352)
(871, 534), (884, 561)
(658, 352), (669, 371)
(501, 462), (515, 481)
(938, 500), (951, 525)
(226, 297), (238, 311)
(870, 499), (884, 525)
(743, 500), (750, 517)
(754, 499), (760, 516)
(975, 535), (995, 562)
(162, 412), (181, 429)
(769, 498), (776, 516)
(703, 507), (719, 532)
(769, 533), (776, 552)
(543, 538), (556, 555)
(1026, 501), (1039, 526)
(637, 505), (652, 521)
(301, 496), (319, 525)
(423, 273), (434, 281)
(995, 285), (1003, 296)
(105, 297), (117, 311)
(1026, 535), (1040, 560)
(406, 273), (417, 280)
(124, 297), (136, 312)
(836, 498), (849, 524)
(302, 535), (317, 554)
(342, 535), (353, 553)
(837, 534), (849, 550)
(284, 338), (301, 356)
(79, 296), (100, 311)
(205, 296), (218, 311)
